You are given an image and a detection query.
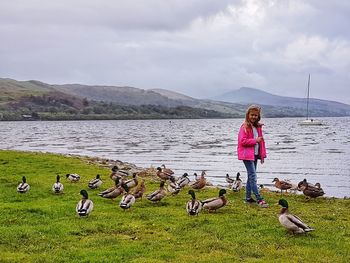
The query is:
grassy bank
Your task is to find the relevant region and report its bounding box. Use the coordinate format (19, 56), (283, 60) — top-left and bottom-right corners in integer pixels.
(0, 150), (349, 262)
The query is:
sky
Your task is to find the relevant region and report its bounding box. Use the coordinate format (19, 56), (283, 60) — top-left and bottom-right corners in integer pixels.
(1, 0), (350, 104)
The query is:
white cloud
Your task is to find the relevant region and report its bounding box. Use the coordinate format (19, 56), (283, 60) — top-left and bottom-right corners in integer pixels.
(0, 0), (349, 104)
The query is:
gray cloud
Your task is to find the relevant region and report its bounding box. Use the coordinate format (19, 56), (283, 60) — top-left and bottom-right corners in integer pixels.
(0, 0), (349, 104)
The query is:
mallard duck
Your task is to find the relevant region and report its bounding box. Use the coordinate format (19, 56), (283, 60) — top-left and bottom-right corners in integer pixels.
(297, 179), (315, 191)
(272, 178), (292, 194)
(201, 189), (227, 212)
(161, 164), (174, 175)
(17, 176), (30, 193)
(124, 173), (138, 189)
(300, 180), (325, 198)
(278, 199), (314, 234)
(167, 176), (181, 195)
(98, 178), (125, 200)
(110, 165), (129, 181)
(186, 190), (202, 216)
(191, 171), (207, 190)
(52, 175), (64, 193)
(132, 180), (146, 199)
(88, 174), (103, 189)
(225, 173), (235, 184)
(177, 173), (190, 188)
(76, 190), (94, 217)
(232, 172), (243, 192)
(156, 167), (172, 181)
(66, 173), (80, 182)
(147, 181), (167, 202)
(120, 185), (136, 210)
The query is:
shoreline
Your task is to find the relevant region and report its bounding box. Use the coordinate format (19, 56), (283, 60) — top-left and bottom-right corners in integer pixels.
(2, 149), (348, 200)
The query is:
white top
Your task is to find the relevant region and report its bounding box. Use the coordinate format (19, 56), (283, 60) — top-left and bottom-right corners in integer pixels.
(253, 126), (259, 155)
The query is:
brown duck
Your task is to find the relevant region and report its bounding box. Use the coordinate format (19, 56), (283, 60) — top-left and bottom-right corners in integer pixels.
(272, 177), (292, 194)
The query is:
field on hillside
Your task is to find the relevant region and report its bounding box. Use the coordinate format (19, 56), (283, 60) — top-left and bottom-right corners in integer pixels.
(0, 150), (349, 262)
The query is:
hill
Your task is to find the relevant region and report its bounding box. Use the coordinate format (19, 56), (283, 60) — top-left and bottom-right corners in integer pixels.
(213, 87), (350, 116)
(1, 78), (350, 120)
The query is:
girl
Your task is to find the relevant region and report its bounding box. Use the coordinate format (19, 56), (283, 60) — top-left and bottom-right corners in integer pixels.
(237, 105), (268, 208)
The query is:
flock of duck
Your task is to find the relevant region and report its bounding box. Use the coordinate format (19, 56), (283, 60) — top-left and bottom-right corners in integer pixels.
(16, 164), (325, 234)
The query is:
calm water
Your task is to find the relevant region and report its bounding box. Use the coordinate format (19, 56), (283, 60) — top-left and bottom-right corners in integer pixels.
(1, 117), (349, 198)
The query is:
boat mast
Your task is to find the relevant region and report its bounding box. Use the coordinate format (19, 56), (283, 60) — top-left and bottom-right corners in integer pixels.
(306, 74), (310, 120)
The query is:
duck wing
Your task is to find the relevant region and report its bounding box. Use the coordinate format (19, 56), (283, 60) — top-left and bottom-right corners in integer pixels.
(286, 213), (314, 231)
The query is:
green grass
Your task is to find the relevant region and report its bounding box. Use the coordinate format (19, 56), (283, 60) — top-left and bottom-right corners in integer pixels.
(0, 150), (349, 262)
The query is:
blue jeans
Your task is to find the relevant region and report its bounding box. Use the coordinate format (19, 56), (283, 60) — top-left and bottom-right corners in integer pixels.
(243, 157), (262, 202)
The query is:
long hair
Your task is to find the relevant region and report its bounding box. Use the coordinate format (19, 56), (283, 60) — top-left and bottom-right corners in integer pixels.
(244, 105), (261, 128)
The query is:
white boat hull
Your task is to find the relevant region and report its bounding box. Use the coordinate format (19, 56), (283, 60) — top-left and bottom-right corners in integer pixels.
(299, 119), (323, 126)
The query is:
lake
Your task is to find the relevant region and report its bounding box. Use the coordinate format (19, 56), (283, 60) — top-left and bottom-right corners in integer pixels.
(1, 117), (349, 198)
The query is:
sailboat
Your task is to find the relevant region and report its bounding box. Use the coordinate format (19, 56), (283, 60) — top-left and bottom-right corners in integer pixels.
(299, 74), (323, 126)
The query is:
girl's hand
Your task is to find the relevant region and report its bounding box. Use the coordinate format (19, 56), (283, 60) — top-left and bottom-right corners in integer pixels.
(256, 136), (264, 143)
(260, 159), (264, 164)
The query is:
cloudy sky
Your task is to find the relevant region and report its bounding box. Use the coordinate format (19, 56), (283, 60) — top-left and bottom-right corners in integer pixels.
(1, 0), (349, 104)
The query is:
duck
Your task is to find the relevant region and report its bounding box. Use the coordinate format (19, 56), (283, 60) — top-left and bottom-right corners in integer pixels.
(66, 173), (80, 182)
(120, 184), (136, 210)
(167, 176), (181, 195)
(225, 173), (235, 184)
(147, 181), (167, 202)
(132, 180), (146, 200)
(124, 173), (138, 189)
(17, 176), (30, 193)
(110, 165), (129, 181)
(191, 171), (207, 190)
(201, 189), (227, 212)
(186, 190), (202, 216)
(88, 174), (103, 189)
(231, 172), (243, 192)
(98, 178), (125, 200)
(278, 199), (314, 234)
(300, 180), (325, 198)
(272, 178), (292, 194)
(76, 190), (94, 217)
(161, 164), (174, 176)
(177, 173), (190, 188)
(52, 175), (64, 193)
(156, 167), (172, 181)
(297, 179), (315, 191)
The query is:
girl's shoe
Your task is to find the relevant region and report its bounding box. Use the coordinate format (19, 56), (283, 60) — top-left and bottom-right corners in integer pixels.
(245, 198), (256, 204)
(258, 200), (269, 208)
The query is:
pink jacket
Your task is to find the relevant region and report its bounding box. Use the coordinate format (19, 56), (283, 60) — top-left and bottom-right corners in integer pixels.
(237, 123), (266, 161)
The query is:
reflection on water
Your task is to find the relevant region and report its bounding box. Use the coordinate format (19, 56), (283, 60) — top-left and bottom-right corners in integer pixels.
(1, 117), (349, 198)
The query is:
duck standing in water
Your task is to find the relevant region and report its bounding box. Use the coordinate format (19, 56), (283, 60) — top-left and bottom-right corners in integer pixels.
(186, 190), (202, 216)
(17, 176), (30, 193)
(88, 174), (103, 189)
(76, 190), (94, 217)
(52, 175), (64, 193)
(278, 199), (314, 234)
(201, 189), (227, 213)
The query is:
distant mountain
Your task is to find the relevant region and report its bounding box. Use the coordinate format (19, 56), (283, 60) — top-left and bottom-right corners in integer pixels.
(53, 84), (193, 107)
(1, 78), (350, 120)
(213, 87), (350, 116)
